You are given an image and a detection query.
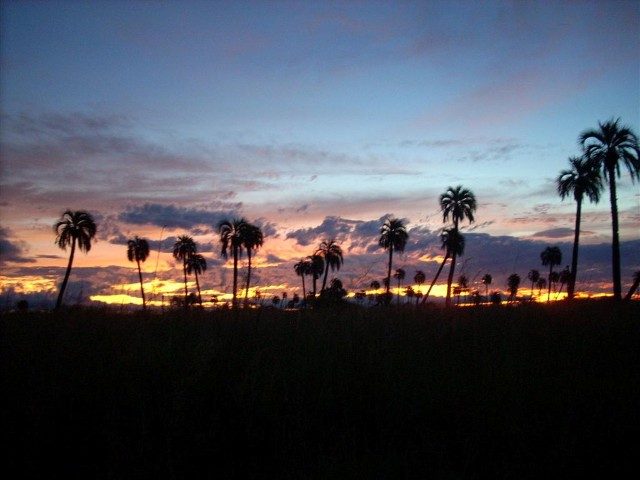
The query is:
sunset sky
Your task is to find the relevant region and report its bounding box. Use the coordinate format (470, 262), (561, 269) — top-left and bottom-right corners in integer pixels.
(1, 0), (639, 307)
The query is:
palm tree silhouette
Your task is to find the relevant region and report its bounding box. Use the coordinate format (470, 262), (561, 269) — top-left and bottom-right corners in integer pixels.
(370, 280), (381, 291)
(527, 269), (540, 301)
(242, 223), (264, 308)
(393, 268), (406, 305)
(482, 273), (492, 301)
(379, 218), (409, 299)
(414, 270), (425, 296)
(507, 273), (520, 303)
(53, 210), (97, 310)
(186, 253), (207, 306)
(308, 254), (324, 298)
(557, 155), (602, 300)
(218, 218), (248, 309)
(580, 119), (640, 300)
(294, 258), (312, 302)
(625, 271), (640, 301)
(173, 235), (197, 306)
(557, 266), (571, 299)
(536, 278), (546, 297)
(316, 239), (343, 292)
(127, 236), (150, 309)
(458, 274), (468, 305)
(422, 228), (465, 303)
(440, 186), (476, 307)
(540, 246), (562, 303)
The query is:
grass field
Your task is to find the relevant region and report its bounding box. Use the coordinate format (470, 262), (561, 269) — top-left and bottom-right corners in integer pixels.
(1, 301), (639, 479)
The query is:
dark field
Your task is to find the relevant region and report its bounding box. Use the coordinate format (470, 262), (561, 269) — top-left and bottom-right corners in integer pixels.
(2, 302), (639, 479)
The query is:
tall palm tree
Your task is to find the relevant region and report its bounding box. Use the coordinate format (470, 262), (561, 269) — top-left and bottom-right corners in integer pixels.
(540, 246), (562, 303)
(294, 258), (312, 301)
(422, 228), (465, 303)
(507, 273), (521, 303)
(308, 254), (324, 298)
(527, 269), (540, 300)
(393, 268), (406, 305)
(440, 186), (477, 307)
(173, 235), (197, 306)
(625, 271), (640, 301)
(127, 236), (150, 309)
(557, 155), (603, 300)
(53, 210), (97, 310)
(218, 218), (248, 308)
(316, 239), (343, 292)
(414, 270), (426, 295)
(242, 223), (264, 308)
(379, 218), (409, 298)
(482, 273), (492, 300)
(186, 253), (207, 306)
(580, 119), (640, 300)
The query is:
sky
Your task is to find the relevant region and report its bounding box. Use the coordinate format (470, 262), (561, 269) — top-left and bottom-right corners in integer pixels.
(1, 0), (639, 307)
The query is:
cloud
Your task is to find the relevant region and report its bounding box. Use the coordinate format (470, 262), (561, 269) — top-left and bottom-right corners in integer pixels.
(530, 227), (582, 239)
(0, 226), (35, 266)
(119, 203), (241, 230)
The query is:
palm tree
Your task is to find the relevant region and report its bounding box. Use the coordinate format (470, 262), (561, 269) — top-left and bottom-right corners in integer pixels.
(580, 119), (640, 300)
(540, 246), (562, 303)
(507, 273), (520, 303)
(316, 239), (343, 292)
(53, 210), (97, 310)
(527, 269), (540, 300)
(379, 218), (409, 298)
(549, 271), (560, 294)
(482, 273), (492, 301)
(393, 268), (406, 305)
(126, 236), (150, 309)
(536, 278), (547, 297)
(557, 155), (603, 300)
(422, 228), (465, 303)
(440, 186), (477, 307)
(414, 270), (425, 296)
(458, 274), (468, 305)
(624, 271), (640, 301)
(242, 223), (264, 308)
(218, 218), (248, 308)
(186, 253), (207, 306)
(308, 254), (324, 298)
(370, 280), (381, 291)
(557, 266), (571, 299)
(173, 235), (197, 306)
(294, 259), (312, 302)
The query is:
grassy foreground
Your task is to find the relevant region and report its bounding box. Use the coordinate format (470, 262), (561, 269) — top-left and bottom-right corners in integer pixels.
(1, 301), (639, 479)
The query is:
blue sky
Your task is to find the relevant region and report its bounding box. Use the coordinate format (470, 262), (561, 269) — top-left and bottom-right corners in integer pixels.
(0, 0), (639, 304)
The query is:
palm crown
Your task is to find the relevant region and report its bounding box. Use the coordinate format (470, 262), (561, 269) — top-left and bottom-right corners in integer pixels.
(316, 239), (343, 291)
(557, 156), (602, 203)
(55, 210), (97, 253)
(440, 185), (477, 228)
(127, 236), (150, 263)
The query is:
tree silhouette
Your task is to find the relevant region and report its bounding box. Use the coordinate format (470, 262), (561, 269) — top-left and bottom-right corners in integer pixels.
(507, 273), (520, 303)
(457, 275), (468, 305)
(422, 228), (465, 303)
(370, 280), (381, 291)
(308, 254), (324, 298)
(580, 119), (640, 300)
(379, 218), (409, 299)
(316, 239), (343, 292)
(625, 271), (640, 301)
(557, 266), (571, 299)
(218, 218), (248, 309)
(242, 223), (264, 308)
(440, 186), (476, 307)
(186, 253), (207, 306)
(414, 270), (425, 293)
(393, 268), (406, 305)
(53, 210), (97, 310)
(482, 273), (492, 301)
(126, 236), (150, 309)
(173, 235), (197, 306)
(294, 258), (312, 302)
(557, 155), (602, 299)
(536, 277), (547, 297)
(527, 269), (540, 301)
(541, 246), (562, 303)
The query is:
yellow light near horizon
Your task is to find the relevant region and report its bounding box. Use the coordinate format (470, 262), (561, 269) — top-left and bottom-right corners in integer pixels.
(0, 275), (57, 294)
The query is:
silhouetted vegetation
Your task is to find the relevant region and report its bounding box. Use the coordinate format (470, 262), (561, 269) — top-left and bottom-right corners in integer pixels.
(2, 301), (638, 478)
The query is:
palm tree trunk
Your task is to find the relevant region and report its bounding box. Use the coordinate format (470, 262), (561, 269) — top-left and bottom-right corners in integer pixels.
(137, 259), (146, 309)
(183, 259), (188, 307)
(386, 247), (393, 296)
(232, 247), (238, 308)
(300, 274), (306, 303)
(568, 197), (582, 300)
(244, 249), (252, 308)
(624, 277), (640, 301)
(446, 252), (457, 307)
(530, 280), (535, 301)
(608, 170), (622, 300)
(55, 238), (76, 310)
(422, 254), (449, 304)
(547, 265), (553, 303)
(312, 275), (317, 298)
(396, 278), (401, 306)
(322, 262), (329, 292)
(195, 270), (202, 306)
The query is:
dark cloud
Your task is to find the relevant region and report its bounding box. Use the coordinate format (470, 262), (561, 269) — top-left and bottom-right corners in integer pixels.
(531, 227), (575, 239)
(0, 226), (35, 265)
(119, 203), (241, 229)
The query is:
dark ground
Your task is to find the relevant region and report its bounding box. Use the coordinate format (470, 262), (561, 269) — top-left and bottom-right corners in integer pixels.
(1, 301), (639, 479)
